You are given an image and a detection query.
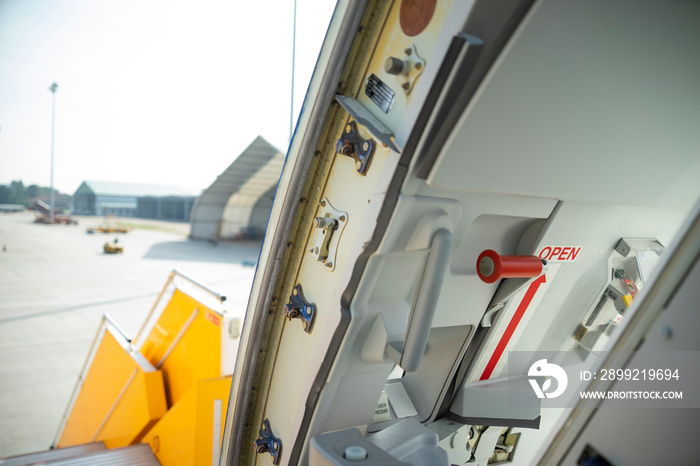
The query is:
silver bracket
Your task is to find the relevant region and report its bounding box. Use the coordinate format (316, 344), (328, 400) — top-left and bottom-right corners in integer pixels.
(309, 198), (347, 271)
(614, 238), (632, 257)
(392, 44), (425, 94)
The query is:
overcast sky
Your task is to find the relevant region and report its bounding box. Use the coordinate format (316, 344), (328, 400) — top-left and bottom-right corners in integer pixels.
(0, 0), (336, 194)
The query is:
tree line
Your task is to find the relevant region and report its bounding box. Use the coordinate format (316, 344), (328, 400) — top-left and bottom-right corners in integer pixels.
(0, 180), (72, 209)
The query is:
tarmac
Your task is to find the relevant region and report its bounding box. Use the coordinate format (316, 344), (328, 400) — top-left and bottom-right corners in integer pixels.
(0, 212), (261, 457)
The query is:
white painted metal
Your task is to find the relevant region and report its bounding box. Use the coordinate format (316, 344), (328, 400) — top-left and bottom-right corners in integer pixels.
(428, 0), (700, 209)
(223, 0), (700, 464)
(537, 200), (700, 464)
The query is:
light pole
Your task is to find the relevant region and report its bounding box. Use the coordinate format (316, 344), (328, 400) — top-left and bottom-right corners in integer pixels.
(48, 82), (58, 222)
(289, 0), (297, 141)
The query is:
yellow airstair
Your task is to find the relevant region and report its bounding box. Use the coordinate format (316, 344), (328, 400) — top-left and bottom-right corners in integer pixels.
(6, 270), (244, 466)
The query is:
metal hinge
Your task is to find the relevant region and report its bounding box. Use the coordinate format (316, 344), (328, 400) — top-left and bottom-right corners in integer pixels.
(283, 284), (316, 333)
(336, 120), (375, 175)
(254, 419), (282, 465)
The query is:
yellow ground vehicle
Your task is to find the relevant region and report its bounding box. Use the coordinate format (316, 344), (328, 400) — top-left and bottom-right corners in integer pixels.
(87, 215), (131, 234)
(103, 239), (124, 254)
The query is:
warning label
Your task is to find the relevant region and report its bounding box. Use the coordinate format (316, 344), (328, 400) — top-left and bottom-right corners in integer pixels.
(205, 311), (222, 327)
(371, 391), (391, 424)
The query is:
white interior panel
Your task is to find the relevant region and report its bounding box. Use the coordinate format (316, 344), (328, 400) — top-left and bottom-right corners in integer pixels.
(427, 0), (700, 206)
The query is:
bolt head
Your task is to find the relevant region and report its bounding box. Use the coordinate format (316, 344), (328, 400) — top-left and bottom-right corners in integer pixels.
(384, 57), (404, 75)
(346, 124), (352, 133)
(660, 326), (673, 340)
(338, 143), (353, 155)
(362, 142), (369, 151)
(255, 442), (269, 454)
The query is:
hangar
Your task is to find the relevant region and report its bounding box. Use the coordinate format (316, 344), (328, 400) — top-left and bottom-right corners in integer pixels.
(189, 136), (284, 241)
(72, 181), (196, 220)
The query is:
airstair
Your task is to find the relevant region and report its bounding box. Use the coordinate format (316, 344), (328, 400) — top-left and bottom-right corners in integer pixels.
(0, 270), (243, 466)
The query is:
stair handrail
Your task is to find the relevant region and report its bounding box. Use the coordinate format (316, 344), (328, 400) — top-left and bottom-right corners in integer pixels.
(52, 314), (132, 448)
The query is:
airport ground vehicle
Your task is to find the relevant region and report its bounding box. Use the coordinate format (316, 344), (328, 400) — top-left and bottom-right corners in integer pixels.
(103, 238), (124, 254)
(86, 215), (131, 234)
(33, 214), (77, 225)
(3, 1), (699, 465)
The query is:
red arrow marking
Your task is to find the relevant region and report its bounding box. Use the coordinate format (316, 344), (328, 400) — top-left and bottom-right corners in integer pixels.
(480, 274), (547, 380)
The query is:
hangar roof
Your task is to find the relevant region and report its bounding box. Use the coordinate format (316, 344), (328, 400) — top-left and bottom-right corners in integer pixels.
(75, 181), (197, 198)
(189, 136), (284, 240)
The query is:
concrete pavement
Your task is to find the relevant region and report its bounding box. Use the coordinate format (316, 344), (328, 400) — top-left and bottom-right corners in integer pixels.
(0, 212), (259, 457)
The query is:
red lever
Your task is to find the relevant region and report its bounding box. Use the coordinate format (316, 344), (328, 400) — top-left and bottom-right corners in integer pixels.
(477, 249), (544, 283)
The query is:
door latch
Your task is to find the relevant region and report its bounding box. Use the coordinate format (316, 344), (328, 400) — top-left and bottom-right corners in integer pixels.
(283, 284), (316, 333)
(309, 198), (347, 271)
(384, 43), (425, 94)
(336, 120), (375, 175)
(254, 419), (282, 465)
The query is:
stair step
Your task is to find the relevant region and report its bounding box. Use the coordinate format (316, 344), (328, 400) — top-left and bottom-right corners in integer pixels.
(0, 442), (106, 465)
(0, 443), (160, 466)
(46, 444), (160, 466)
